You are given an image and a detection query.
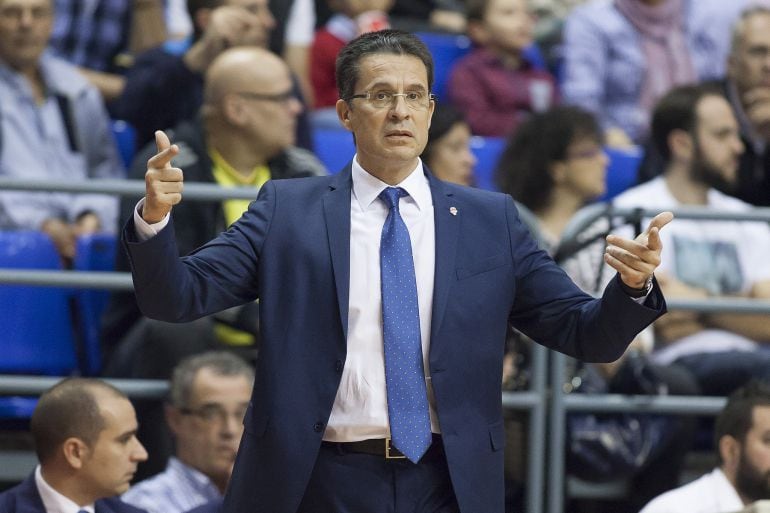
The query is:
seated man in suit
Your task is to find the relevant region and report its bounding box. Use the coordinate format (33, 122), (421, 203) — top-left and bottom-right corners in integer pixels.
(0, 378), (148, 513)
(122, 352), (253, 513)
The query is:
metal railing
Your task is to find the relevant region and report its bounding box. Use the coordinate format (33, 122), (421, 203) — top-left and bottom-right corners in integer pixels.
(3, 179), (770, 513)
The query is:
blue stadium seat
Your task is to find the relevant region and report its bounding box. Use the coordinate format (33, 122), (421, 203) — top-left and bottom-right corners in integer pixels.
(0, 231), (77, 375)
(111, 119), (137, 169)
(73, 234), (118, 375)
(470, 136), (506, 191)
(598, 146), (643, 201)
(415, 32), (471, 101)
(312, 128), (355, 173)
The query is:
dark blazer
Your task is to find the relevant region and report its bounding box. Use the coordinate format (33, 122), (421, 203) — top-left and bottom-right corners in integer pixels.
(0, 473), (147, 513)
(124, 166), (665, 513)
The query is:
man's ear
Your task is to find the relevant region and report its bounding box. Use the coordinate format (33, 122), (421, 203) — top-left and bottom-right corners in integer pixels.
(165, 404), (184, 436)
(336, 99), (353, 131)
(719, 434), (740, 473)
(61, 437), (89, 470)
(669, 129), (693, 161)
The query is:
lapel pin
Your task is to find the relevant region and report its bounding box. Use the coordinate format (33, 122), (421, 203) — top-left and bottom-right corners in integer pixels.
(449, 207), (458, 216)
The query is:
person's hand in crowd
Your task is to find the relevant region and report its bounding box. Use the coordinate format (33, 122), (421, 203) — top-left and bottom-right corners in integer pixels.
(429, 9), (467, 33)
(743, 87), (770, 140)
(183, 5), (267, 73)
(604, 211), (673, 290)
(604, 126), (636, 150)
(41, 218), (77, 260)
(142, 131), (182, 224)
(73, 212), (101, 237)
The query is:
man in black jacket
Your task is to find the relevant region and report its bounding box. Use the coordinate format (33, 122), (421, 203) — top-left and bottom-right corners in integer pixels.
(101, 47), (325, 477)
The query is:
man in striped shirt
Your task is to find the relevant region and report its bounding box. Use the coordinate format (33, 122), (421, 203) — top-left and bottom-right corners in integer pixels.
(122, 352), (254, 513)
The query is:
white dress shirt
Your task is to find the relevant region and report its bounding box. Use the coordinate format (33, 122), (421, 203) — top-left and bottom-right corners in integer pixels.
(639, 468), (743, 513)
(133, 156), (439, 441)
(35, 465), (94, 513)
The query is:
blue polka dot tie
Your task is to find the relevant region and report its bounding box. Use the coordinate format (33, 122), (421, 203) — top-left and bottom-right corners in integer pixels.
(379, 187), (432, 463)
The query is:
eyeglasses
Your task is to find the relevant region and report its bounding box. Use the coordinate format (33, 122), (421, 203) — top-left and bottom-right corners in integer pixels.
(346, 90), (436, 110)
(179, 404), (248, 425)
(236, 90), (295, 105)
(566, 146), (605, 161)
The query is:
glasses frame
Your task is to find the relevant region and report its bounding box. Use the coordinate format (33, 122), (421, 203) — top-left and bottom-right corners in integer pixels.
(235, 90), (295, 104)
(346, 90), (437, 110)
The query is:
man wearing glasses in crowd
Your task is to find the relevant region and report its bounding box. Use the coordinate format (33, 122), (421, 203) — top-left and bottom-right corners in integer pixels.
(125, 29), (672, 513)
(122, 352), (253, 513)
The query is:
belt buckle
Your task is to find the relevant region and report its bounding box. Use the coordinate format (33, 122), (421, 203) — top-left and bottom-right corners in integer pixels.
(385, 437), (406, 459)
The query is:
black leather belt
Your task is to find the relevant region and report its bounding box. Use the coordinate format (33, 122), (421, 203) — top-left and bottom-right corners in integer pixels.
(323, 434), (442, 459)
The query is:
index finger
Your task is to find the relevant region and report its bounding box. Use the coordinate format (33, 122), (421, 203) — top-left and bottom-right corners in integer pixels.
(644, 212), (672, 251)
(149, 130), (178, 169)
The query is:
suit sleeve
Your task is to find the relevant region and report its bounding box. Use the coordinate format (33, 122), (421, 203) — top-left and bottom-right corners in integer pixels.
(504, 196), (665, 362)
(122, 180), (276, 323)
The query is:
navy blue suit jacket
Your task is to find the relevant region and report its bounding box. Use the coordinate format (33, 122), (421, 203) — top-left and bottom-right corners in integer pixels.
(124, 166), (665, 513)
(0, 473), (147, 513)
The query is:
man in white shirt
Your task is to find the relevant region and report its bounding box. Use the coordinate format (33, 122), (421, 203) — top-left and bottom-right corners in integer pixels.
(641, 381), (770, 513)
(122, 352), (253, 513)
(609, 84), (770, 396)
(0, 378), (148, 513)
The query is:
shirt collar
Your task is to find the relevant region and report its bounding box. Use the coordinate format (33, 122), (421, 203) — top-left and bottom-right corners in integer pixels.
(726, 79), (766, 154)
(167, 457), (220, 495)
(351, 155), (431, 212)
(35, 465), (95, 513)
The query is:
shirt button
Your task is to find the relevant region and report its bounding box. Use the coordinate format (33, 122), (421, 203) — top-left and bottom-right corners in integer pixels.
(314, 422), (325, 432)
(335, 360), (343, 373)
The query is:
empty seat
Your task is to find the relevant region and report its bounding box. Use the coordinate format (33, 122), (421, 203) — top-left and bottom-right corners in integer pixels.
(0, 231), (77, 375)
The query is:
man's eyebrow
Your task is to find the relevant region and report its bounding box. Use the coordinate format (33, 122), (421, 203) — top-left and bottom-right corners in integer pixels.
(364, 81), (428, 92)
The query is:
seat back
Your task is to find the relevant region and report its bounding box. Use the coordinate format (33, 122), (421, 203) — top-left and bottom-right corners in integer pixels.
(415, 32), (471, 101)
(598, 146), (643, 201)
(111, 119), (137, 169)
(0, 231), (76, 375)
(470, 136), (506, 191)
(73, 234), (118, 375)
(312, 128), (356, 173)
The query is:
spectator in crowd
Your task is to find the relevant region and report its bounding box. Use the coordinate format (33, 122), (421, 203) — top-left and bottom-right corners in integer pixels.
(496, 105), (699, 513)
(101, 46), (325, 478)
(311, 0), (392, 118)
(640, 381), (770, 513)
(581, 84), (770, 396)
(448, 0), (557, 137)
(271, 0), (316, 108)
(562, 0), (746, 147)
(124, 29), (670, 513)
(721, 5), (770, 207)
(421, 102), (476, 186)
(110, 0), (311, 151)
(122, 352), (253, 513)
(0, 378), (148, 513)
(48, 0), (166, 101)
(0, 0), (123, 261)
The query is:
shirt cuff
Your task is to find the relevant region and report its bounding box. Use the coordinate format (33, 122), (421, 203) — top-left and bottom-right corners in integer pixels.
(133, 198), (170, 241)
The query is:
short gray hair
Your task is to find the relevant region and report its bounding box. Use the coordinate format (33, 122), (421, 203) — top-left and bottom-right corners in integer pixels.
(169, 351), (254, 408)
(731, 4), (770, 55)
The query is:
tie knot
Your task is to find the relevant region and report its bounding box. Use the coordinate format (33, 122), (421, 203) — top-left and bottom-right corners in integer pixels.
(379, 187), (408, 210)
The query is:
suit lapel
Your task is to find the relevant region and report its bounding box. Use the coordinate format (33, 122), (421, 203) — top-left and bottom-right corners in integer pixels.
(323, 164), (353, 341)
(427, 172), (459, 356)
(16, 473), (50, 513)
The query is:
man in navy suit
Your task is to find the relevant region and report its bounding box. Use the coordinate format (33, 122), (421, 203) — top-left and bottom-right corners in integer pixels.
(0, 378), (149, 513)
(124, 29), (672, 513)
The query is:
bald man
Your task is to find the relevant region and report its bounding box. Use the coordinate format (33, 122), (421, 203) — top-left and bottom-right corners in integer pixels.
(101, 47), (326, 477)
(0, 378), (148, 513)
